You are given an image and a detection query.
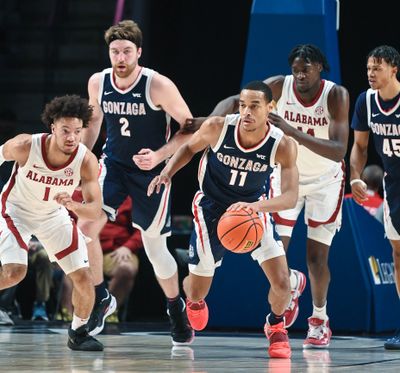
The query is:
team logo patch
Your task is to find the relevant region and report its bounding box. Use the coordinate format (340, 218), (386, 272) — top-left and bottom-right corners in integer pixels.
(315, 106), (324, 116)
(64, 168), (74, 177)
(189, 244), (194, 258)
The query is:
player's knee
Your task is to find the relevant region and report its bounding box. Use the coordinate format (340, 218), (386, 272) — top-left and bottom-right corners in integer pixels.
(2, 264), (27, 286)
(68, 267), (94, 289)
(141, 234), (177, 279)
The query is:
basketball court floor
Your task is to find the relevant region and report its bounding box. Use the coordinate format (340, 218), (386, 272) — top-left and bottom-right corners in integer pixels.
(0, 321), (399, 372)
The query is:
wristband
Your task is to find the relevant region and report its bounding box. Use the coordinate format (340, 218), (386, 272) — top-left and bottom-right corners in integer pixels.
(350, 178), (366, 187)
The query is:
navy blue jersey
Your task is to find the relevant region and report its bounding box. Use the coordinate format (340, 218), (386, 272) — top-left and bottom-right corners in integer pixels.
(352, 89), (400, 178)
(198, 114), (283, 207)
(99, 67), (171, 171)
(352, 89), (400, 231)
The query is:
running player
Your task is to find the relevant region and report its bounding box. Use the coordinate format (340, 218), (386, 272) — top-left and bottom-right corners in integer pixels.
(200, 45), (349, 348)
(79, 20), (194, 344)
(0, 95), (103, 351)
(350, 45), (400, 350)
(148, 81), (299, 359)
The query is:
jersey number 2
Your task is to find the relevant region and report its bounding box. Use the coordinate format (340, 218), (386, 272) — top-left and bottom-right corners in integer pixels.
(120, 117), (131, 137)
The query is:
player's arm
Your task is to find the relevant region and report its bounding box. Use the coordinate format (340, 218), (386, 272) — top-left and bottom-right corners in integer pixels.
(0, 134), (31, 166)
(62, 151), (102, 220)
(81, 73), (104, 151)
(268, 85), (349, 162)
(147, 116), (224, 196)
(349, 131), (369, 203)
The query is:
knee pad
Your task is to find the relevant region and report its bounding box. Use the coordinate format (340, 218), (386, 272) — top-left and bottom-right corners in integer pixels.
(141, 233), (177, 279)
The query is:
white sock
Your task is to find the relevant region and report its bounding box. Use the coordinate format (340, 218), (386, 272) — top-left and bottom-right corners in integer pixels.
(71, 314), (89, 330)
(289, 269), (298, 291)
(312, 303), (328, 320)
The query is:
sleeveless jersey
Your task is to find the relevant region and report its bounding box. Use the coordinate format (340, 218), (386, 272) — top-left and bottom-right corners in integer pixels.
(363, 89), (400, 178)
(98, 67), (171, 171)
(3, 134), (86, 215)
(277, 75), (340, 180)
(198, 114), (283, 207)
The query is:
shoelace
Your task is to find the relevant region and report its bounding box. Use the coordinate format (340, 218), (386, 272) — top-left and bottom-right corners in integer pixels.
(308, 324), (326, 339)
(264, 323), (288, 339)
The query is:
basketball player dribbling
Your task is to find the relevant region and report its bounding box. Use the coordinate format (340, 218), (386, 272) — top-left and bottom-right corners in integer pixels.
(0, 95), (103, 351)
(203, 45), (349, 348)
(148, 81), (299, 359)
(350, 45), (400, 350)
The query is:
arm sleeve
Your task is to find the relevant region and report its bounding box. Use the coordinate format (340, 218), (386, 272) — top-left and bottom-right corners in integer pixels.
(351, 92), (370, 131)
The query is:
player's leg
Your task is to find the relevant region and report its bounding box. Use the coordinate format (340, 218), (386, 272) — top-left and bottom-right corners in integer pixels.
(303, 171), (344, 349)
(36, 214), (103, 351)
(0, 216), (30, 289)
(252, 217), (291, 359)
(382, 197), (400, 350)
(270, 170), (307, 327)
(184, 193), (226, 333)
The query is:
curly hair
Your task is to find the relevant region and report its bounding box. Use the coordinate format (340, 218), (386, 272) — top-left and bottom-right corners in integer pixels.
(104, 20), (142, 48)
(288, 44), (330, 72)
(41, 95), (93, 129)
(367, 45), (400, 79)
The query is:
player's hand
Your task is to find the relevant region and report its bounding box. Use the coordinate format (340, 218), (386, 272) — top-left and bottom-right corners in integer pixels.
(227, 201), (258, 214)
(54, 192), (76, 211)
(268, 112), (294, 136)
(147, 173), (171, 196)
(181, 117), (207, 134)
(133, 148), (161, 170)
(110, 246), (131, 265)
(351, 180), (368, 205)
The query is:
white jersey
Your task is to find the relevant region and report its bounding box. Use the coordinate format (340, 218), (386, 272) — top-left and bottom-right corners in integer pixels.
(277, 75), (341, 181)
(2, 133), (86, 215)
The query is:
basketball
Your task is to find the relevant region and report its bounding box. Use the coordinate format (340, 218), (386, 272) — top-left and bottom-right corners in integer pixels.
(217, 209), (264, 253)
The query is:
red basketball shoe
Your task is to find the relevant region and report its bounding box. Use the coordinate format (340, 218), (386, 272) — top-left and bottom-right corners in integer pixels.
(303, 317), (332, 349)
(284, 270), (306, 327)
(264, 316), (292, 358)
(186, 299), (209, 331)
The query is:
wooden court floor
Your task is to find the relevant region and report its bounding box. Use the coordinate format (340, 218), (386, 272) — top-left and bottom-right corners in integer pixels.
(0, 322), (399, 372)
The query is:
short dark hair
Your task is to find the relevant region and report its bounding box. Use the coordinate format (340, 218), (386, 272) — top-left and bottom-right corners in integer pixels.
(288, 44), (330, 72)
(361, 164), (384, 192)
(105, 20), (142, 48)
(242, 80), (273, 102)
(41, 95), (93, 129)
(367, 45), (400, 78)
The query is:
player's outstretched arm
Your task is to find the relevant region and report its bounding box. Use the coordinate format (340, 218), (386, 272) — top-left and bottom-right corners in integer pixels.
(147, 116), (224, 196)
(81, 73), (104, 151)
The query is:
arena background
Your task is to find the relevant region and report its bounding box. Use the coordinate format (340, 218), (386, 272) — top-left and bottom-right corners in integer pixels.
(1, 0), (399, 322)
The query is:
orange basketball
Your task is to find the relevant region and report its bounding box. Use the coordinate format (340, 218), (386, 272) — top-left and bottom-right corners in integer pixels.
(217, 209), (264, 253)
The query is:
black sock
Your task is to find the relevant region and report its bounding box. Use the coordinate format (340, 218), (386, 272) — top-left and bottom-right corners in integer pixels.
(269, 311), (284, 325)
(167, 295), (182, 311)
(95, 281), (108, 304)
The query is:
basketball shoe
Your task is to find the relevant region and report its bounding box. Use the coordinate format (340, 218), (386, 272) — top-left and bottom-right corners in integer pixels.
(303, 317), (332, 349)
(186, 299), (209, 331)
(264, 315), (291, 358)
(284, 269), (306, 328)
(384, 329), (400, 350)
(68, 325), (104, 351)
(167, 297), (194, 346)
(87, 291), (117, 336)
